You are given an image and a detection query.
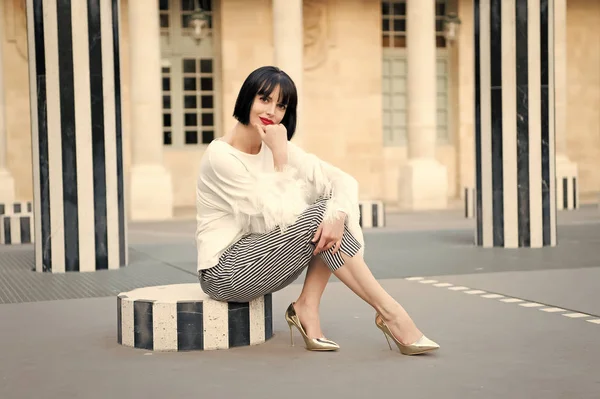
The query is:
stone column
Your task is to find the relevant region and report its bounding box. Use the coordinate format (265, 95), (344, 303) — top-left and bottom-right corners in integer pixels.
(474, 0), (556, 248)
(26, 0), (127, 272)
(553, 0), (577, 210)
(399, 0), (448, 210)
(128, 0), (173, 220)
(0, 5), (15, 204)
(272, 0), (303, 141)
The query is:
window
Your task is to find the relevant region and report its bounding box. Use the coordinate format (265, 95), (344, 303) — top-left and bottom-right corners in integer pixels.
(160, 0), (218, 147)
(382, 56), (450, 146)
(182, 58), (215, 145)
(162, 65), (172, 145)
(382, 0), (448, 48)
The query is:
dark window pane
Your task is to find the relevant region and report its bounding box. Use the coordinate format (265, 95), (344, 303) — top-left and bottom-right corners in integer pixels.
(181, 0), (195, 10)
(202, 130), (214, 144)
(199, 0), (212, 11)
(162, 77), (170, 91)
(394, 19), (405, 32)
(436, 3), (446, 16)
(382, 3), (390, 15)
(382, 19), (389, 31)
(185, 131), (198, 144)
(160, 14), (169, 28)
(162, 67), (170, 73)
(160, 0), (169, 10)
(163, 95), (171, 109)
(393, 35), (406, 48)
(183, 59), (196, 73)
(382, 35), (391, 47)
(200, 77), (213, 91)
(435, 19), (444, 32)
(184, 95), (197, 109)
(163, 131), (172, 145)
(183, 77), (196, 91)
(393, 2), (406, 16)
(185, 113), (198, 126)
(436, 36), (447, 48)
(163, 114), (171, 127)
(201, 113), (214, 126)
(200, 59), (213, 73)
(182, 14), (191, 28)
(201, 95), (213, 109)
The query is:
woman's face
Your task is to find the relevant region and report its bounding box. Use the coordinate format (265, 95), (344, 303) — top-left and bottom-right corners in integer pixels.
(249, 84), (287, 128)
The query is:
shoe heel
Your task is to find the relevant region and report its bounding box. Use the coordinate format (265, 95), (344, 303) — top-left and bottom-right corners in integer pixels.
(382, 331), (393, 351)
(287, 321), (295, 347)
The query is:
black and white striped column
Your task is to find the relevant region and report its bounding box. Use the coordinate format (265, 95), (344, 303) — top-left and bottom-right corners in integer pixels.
(474, 0), (556, 248)
(26, 0), (127, 272)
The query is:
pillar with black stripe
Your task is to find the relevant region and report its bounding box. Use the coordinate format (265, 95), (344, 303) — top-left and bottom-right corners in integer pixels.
(474, 0), (556, 248)
(26, 0), (127, 272)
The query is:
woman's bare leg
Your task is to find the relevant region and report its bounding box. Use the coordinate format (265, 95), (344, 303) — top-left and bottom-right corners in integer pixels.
(294, 255), (369, 339)
(333, 253), (423, 345)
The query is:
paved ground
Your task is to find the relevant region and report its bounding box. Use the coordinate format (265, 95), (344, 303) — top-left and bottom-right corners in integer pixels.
(1, 206), (599, 398)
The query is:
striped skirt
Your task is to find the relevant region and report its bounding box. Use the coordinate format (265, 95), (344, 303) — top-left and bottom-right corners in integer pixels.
(199, 198), (362, 303)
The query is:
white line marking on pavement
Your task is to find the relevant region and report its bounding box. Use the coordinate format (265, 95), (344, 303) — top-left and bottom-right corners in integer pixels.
(500, 298), (524, 303)
(404, 278), (599, 325)
(481, 294), (505, 299)
(519, 303), (544, 308)
(562, 313), (590, 319)
(540, 307), (566, 313)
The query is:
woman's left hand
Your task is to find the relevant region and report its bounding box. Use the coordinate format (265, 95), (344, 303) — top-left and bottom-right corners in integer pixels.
(311, 212), (346, 255)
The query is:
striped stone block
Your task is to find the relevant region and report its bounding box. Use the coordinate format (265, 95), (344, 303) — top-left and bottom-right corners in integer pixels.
(359, 200), (385, 228)
(464, 187), (476, 219)
(557, 175), (578, 210)
(0, 214), (34, 245)
(117, 284), (273, 351)
(0, 201), (33, 216)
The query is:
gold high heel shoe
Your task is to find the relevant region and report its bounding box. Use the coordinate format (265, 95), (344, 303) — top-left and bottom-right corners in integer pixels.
(375, 313), (439, 355)
(284, 303), (340, 351)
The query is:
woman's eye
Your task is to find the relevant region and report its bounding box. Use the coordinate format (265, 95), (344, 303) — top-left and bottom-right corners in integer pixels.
(278, 104), (287, 110)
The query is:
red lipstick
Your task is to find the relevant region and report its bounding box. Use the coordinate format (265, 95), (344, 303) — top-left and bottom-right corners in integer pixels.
(259, 117), (274, 125)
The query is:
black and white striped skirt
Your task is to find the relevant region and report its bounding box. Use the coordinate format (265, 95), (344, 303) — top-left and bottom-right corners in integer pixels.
(199, 198), (362, 303)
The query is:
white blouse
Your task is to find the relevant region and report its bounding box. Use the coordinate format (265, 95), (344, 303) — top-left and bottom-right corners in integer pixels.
(195, 139), (365, 270)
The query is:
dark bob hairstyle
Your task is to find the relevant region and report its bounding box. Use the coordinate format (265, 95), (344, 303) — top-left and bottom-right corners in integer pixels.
(232, 66), (298, 140)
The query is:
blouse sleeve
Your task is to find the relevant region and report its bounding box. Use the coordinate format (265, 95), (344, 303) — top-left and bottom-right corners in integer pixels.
(206, 149), (309, 233)
(287, 142), (360, 226)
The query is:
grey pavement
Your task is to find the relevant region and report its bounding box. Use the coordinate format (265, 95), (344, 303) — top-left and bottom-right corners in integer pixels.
(1, 206), (600, 398)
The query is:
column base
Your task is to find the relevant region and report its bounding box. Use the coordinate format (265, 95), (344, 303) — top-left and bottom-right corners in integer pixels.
(0, 168), (15, 203)
(555, 155), (578, 210)
(398, 158), (448, 211)
(129, 164), (173, 221)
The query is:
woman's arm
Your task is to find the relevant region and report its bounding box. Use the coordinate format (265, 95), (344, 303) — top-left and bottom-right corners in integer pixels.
(287, 142), (360, 225)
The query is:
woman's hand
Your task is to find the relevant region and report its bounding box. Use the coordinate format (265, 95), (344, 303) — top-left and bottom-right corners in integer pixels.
(254, 123), (288, 158)
(311, 212), (347, 255)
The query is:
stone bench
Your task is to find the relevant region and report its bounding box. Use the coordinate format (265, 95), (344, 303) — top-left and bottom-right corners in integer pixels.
(557, 175), (578, 211)
(463, 187), (476, 219)
(0, 201), (32, 216)
(0, 214), (34, 244)
(117, 284), (273, 351)
(359, 200), (385, 228)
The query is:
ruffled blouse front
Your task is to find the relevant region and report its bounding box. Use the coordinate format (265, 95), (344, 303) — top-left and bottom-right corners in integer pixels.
(195, 139), (364, 270)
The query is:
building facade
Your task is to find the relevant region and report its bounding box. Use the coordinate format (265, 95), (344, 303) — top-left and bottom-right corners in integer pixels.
(1, 0), (598, 220)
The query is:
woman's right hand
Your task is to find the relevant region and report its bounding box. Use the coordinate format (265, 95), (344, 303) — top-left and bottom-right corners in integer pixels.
(254, 123), (288, 158)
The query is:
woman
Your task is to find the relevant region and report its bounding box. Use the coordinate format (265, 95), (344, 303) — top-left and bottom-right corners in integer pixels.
(196, 66), (439, 355)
